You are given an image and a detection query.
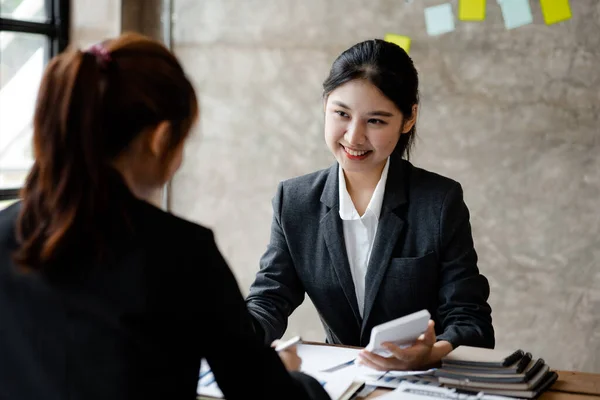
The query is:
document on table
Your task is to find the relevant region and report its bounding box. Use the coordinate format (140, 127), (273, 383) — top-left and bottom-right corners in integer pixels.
(377, 381), (515, 400)
(197, 359), (224, 398)
(197, 345), (436, 398)
(296, 343), (360, 375)
(197, 353), (364, 400)
(297, 344), (435, 389)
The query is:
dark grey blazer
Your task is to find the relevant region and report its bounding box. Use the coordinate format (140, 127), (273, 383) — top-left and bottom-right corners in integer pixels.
(246, 154), (494, 350)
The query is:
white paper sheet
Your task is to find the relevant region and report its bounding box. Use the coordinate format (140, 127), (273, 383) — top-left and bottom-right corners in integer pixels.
(296, 343), (361, 375)
(377, 381), (515, 400)
(298, 344), (435, 390)
(197, 359), (224, 398)
(197, 346), (437, 398)
(197, 355), (358, 400)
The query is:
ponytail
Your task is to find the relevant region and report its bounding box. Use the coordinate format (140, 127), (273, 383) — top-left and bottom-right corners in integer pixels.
(15, 49), (114, 269)
(14, 33), (198, 272)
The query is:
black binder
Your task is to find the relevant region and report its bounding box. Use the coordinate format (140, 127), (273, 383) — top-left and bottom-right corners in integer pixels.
(442, 346), (525, 368)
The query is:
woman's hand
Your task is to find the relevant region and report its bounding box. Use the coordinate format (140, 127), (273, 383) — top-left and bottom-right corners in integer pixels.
(357, 320), (452, 371)
(272, 340), (302, 371)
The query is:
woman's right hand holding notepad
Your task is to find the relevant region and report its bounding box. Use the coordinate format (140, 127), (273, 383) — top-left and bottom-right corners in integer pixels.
(357, 319), (438, 371)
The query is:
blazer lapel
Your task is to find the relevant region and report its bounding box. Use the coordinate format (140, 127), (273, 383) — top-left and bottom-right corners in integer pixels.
(320, 164), (362, 325)
(361, 156), (408, 335)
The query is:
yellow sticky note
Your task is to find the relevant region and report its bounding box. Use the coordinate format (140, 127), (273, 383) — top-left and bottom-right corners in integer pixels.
(459, 0), (486, 21)
(540, 0), (572, 25)
(384, 33), (411, 54)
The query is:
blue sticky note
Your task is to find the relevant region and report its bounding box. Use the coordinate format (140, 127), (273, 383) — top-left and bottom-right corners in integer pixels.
(498, 0), (533, 30)
(424, 3), (456, 36)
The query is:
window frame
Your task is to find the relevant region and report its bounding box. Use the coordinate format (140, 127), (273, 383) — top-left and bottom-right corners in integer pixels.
(0, 0), (70, 201)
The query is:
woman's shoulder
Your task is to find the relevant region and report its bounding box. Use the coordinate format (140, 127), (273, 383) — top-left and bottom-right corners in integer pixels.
(398, 160), (467, 209)
(0, 200), (21, 226)
(402, 160), (463, 194)
(0, 201), (21, 249)
(280, 165), (333, 191)
(265, 165), (336, 219)
(275, 164), (335, 204)
(133, 199), (215, 246)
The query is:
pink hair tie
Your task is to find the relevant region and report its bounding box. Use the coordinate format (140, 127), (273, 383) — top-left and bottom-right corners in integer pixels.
(86, 43), (112, 69)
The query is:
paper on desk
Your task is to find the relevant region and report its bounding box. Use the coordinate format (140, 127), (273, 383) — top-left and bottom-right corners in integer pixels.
(298, 343), (434, 376)
(197, 347), (435, 399)
(197, 359), (224, 398)
(198, 352), (365, 400)
(378, 381), (515, 400)
(297, 344), (360, 375)
(326, 364), (435, 389)
(378, 382), (512, 400)
(298, 344), (435, 390)
(371, 371), (437, 389)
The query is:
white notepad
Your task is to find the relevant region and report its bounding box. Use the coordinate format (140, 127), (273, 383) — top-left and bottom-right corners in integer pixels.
(366, 309), (431, 356)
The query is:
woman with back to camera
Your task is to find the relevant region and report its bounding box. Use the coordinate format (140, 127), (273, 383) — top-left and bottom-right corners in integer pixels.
(0, 33), (329, 400)
(246, 39), (495, 371)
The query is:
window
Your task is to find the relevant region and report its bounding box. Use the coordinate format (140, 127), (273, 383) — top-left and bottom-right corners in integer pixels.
(0, 0), (69, 208)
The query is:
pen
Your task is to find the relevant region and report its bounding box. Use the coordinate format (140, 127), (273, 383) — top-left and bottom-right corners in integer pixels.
(321, 358), (356, 373)
(275, 335), (302, 352)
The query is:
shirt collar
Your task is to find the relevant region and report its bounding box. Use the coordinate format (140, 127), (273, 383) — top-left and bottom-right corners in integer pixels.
(338, 157), (390, 221)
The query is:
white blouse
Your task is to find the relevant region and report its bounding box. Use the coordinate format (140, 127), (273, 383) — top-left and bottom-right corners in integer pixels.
(338, 157), (390, 318)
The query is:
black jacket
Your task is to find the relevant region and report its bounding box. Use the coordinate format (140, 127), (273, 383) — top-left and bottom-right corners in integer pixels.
(0, 180), (329, 400)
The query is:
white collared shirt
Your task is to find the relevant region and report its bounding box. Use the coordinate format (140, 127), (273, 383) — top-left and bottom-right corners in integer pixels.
(338, 158), (390, 318)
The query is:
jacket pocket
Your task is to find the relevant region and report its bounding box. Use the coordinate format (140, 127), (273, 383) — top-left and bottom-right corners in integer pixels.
(384, 252), (439, 310)
(386, 252), (438, 281)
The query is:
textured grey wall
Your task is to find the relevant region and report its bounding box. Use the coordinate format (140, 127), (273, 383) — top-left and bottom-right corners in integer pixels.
(70, 0), (121, 47)
(170, 0), (600, 372)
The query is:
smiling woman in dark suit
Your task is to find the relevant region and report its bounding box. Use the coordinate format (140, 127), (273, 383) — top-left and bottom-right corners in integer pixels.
(0, 33), (329, 400)
(246, 39), (495, 371)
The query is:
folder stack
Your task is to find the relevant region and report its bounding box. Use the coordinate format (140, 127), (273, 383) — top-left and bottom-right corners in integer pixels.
(433, 346), (558, 398)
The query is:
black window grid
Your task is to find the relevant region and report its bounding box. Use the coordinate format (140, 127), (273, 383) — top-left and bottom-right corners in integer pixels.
(0, 0), (69, 201)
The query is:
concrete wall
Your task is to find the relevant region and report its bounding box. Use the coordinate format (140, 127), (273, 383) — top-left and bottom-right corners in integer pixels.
(167, 0), (600, 372)
(71, 0), (167, 207)
(70, 0), (121, 47)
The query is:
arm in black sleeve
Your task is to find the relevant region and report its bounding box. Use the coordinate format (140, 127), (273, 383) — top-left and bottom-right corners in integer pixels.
(246, 182), (306, 345)
(435, 183), (495, 349)
(200, 231), (328, 400)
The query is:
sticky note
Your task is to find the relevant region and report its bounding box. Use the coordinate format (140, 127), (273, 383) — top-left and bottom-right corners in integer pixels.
(459, 0), (486, 21)
(424, 3), (456, 36)
(384, 33), (411, 54)
(540, 0), (572, 25)
(497, 0), (533, 30)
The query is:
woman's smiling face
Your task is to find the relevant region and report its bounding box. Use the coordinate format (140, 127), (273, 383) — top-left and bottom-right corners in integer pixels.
(324, 79), (414, 175)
